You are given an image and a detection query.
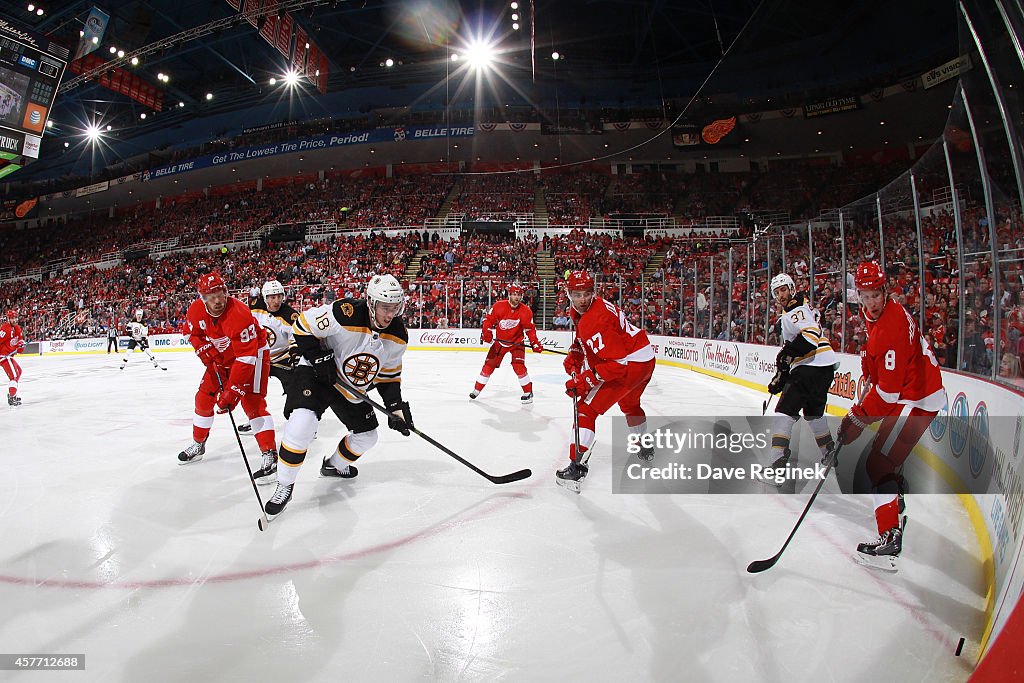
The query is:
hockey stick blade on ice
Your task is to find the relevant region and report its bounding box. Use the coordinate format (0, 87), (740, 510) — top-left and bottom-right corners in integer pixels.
(746, 442), (842, 574)
(336, 376), (532, 485)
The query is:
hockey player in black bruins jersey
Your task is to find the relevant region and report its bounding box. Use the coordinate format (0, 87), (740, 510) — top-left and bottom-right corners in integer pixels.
(263, 274), (414, 518)
(239, 280), (300, 454)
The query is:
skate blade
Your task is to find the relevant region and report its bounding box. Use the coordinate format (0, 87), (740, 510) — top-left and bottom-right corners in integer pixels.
(555, 478), (583, 494)
(254, 475), (277, 486)
(177, 453), (204, 465)
(320, 470), (357, 479)
(264, 506), (288, 519)
(853, 552), (899, 573)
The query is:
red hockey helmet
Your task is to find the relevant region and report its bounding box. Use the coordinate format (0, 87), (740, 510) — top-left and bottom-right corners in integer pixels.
(566, 270), (595, 292)
(197, 272), (227, 295)
(854, 261), (886, 290)
(508, 283), (524, 295)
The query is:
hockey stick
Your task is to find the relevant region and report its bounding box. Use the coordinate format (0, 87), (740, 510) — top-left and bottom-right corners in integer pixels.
(487, 339), (570, 356)
(761, 393), (775, 416)
(335, 375), (532, 485)
(746, 441), (842, 574)
(212, 369), (271, 531)
(571, 371), (585, 464)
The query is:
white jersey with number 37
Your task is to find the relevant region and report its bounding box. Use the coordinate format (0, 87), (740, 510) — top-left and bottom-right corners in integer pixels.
(778, 298), (836, 368)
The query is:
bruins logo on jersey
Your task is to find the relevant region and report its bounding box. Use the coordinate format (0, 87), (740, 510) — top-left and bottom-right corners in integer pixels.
(290, 312), (298, 322)
(343, 352), (380, 387)
(340, 302), (354, 318)
(266, 328), (278, 346)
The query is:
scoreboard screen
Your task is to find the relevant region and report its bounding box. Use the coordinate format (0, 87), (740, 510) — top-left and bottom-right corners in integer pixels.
(0, 19), (68, 161)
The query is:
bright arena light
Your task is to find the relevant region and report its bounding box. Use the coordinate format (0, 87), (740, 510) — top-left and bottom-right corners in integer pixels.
(465, 40), (496, 70)
(283, 69), (300, 86)
(85, 125), (101, 142)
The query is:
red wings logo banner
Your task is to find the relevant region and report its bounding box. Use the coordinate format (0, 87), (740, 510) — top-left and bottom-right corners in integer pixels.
(701, 117), (736, 145)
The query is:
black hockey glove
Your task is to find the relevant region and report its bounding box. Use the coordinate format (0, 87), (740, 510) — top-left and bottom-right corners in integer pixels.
(385, 400), (414, 436)
(767, 366), (788, 395)
(775, 348), (792, 374)
(307, 348), (336, 385)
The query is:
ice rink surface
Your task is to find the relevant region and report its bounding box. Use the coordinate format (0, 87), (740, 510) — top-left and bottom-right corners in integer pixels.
(1, 350), (987, 681)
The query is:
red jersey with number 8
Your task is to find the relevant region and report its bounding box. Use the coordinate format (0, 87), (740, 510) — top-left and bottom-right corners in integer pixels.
(186, 296), (268, 391)
(860, 298), (945, 416)
(570, 297), (653, 381)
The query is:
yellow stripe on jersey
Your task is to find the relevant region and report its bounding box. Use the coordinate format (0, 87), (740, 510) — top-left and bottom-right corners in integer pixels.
(293, 313), (313, 336)
(375, 376), (401, 383)
(334, 383), (365, 402)
(341, 325), (374, 336)
(794, 344), (833, 364)
(380, 332), (407, 346)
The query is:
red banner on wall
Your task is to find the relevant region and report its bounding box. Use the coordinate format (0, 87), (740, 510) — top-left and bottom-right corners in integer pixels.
(260, 0), (277, 44)
(276, 12), (293, 58)
(292, 26), (307, 73)
(318, 53), (329, 95)
(242, 0), (261, 26)
(306, 43), (319, 82)
(69, 53), (163, 111)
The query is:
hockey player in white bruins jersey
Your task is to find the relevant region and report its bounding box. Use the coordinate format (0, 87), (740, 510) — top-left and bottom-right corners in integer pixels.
(238, 280), (299, 445)
(263, 274), (414, 518)
(762, 273), (837, 480)
(120, 308), (165, 371)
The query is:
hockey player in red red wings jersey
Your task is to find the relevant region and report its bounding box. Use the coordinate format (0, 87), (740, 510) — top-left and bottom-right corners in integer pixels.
(470, 283), (543, 404)
(0, 309), (25, 406)
(177, 272), (277, 465)
(556, 271), (656, 492)
(839, 261), (946, 570)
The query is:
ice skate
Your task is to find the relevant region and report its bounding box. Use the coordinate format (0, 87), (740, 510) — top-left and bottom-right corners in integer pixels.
(265, 482), (293, 517)
(177, 440), (206, 464)
(252, 449), (278, 485)
(320, 457), (358, 479)
(855, 525), (903, 572)
(555, 460), (589, 493)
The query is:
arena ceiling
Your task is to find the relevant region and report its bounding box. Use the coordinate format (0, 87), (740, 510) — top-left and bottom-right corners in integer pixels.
(4, 0), (954, 149)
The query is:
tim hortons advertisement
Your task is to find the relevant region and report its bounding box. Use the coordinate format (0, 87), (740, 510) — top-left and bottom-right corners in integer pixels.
(702, 341), (740, 375)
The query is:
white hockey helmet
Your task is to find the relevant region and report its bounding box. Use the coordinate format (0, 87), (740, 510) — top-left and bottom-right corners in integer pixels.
(366, 274), (405, 322)
(134, 308), (144, 320)
(770, 273), (795, 299)
(261, 279), (285, 298)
